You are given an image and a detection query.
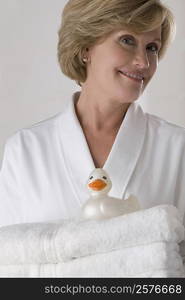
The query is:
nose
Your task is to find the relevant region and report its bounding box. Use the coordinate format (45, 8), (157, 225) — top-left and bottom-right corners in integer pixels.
(133, 48), (150, 69)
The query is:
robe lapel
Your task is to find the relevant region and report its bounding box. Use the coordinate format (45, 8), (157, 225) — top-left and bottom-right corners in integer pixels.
(104, 101), (147, 199)
(58, 91), (147, 205)
(58, 91), (95, 205)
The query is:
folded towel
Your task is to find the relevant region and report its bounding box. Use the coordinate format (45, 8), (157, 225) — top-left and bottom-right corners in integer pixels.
(0, 205), (184, 264)
(138, 269), (185, 278)
(0, 242), (184, 278)
(1, 265), (183, 278)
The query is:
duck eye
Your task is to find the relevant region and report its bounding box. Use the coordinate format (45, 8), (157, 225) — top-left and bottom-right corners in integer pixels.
(89, 176), (93, 180)
(102, 176), (107, 180)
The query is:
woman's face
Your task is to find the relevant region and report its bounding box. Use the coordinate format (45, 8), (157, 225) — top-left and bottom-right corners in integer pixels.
(84, 26), (161, 104)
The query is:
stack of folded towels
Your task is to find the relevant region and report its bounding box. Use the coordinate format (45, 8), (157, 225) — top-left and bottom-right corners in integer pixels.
(0, 204), (184, 277)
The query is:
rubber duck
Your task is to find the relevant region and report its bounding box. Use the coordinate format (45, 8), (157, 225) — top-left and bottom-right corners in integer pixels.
(81, 168), (141, 220)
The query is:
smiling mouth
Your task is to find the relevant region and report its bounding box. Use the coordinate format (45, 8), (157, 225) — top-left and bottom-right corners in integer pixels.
(118, 71), (144, 83)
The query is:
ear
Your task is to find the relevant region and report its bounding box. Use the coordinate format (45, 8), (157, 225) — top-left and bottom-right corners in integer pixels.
(83, 47), (89, 56)
(82, 47), (91, 64)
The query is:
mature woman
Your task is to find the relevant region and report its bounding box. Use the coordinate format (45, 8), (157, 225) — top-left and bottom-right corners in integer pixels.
(0, 0), (184, 231)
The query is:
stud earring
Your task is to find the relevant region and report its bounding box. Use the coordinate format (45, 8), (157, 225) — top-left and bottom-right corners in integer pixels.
(82, 57), (88, 63)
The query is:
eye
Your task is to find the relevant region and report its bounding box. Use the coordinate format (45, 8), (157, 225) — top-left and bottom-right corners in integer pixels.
(119, 36), (134, 46)
(102, 176), (107, 180)
(89, 176), (93, 180)
(147, 43), (159, 54)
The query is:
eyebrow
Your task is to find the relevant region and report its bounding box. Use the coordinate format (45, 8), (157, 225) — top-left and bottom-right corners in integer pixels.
(153, 38), (162, 44)
(117, 31), (162, 44)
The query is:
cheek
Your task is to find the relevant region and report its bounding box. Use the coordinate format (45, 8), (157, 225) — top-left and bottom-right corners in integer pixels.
(88, 47), (130, 82)
(150, 57), (158, 74)
(92, 58), (116, 81)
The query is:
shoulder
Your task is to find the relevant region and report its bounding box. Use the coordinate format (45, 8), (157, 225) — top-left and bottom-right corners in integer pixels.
(4, 112), (63, 154)
(21, 112), (62, 135)
(145, 111), (185, 142)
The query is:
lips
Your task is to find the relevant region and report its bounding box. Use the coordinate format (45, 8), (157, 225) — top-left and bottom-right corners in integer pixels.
(118, 70), (144, 82)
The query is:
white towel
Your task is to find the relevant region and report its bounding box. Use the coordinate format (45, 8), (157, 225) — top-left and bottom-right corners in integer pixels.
(0, 265), (183, 278)
(0, 242), (184, 278)
(0, 205), (184, 264)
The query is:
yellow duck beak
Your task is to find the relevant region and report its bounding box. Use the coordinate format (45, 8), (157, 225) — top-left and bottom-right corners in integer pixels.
(88, 179), (107, 191)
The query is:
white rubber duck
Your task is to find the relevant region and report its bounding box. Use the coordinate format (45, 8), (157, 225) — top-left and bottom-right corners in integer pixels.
(81, 168), (141, 220)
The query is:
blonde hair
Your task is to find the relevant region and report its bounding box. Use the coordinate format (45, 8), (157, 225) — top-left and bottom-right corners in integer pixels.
(57, 0), (176, 86)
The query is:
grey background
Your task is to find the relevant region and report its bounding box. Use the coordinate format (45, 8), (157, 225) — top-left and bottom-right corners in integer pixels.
(0, 0), (185, 166)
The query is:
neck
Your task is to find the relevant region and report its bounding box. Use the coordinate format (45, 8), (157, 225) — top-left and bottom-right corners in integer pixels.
(75, 87), (130, 134)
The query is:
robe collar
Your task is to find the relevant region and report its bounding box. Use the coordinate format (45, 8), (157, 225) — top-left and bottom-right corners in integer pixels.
(57, 91), (147, 205)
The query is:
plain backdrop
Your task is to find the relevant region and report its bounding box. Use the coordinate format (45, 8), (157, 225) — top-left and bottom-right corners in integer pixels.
(0, 0), (185, 166)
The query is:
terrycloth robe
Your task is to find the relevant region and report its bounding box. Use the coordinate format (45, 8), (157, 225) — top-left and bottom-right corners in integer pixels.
(1, 91), (185, 228)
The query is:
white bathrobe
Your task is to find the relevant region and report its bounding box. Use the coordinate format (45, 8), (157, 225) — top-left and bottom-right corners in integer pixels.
(0, 91), (185, 229)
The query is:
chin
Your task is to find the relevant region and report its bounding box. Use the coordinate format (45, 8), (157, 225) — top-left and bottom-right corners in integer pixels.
(115, 83), (143, 102)
(115, 91), (141, 104)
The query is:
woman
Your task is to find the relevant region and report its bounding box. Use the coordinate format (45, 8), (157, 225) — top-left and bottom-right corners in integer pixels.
(0, 0), (184, 232)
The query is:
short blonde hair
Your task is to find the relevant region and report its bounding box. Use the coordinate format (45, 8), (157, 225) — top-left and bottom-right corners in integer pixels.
(57, 0), (176, 86)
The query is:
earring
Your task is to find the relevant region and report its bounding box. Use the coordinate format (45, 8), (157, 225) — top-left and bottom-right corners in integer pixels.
(82, 57), (88, 63)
